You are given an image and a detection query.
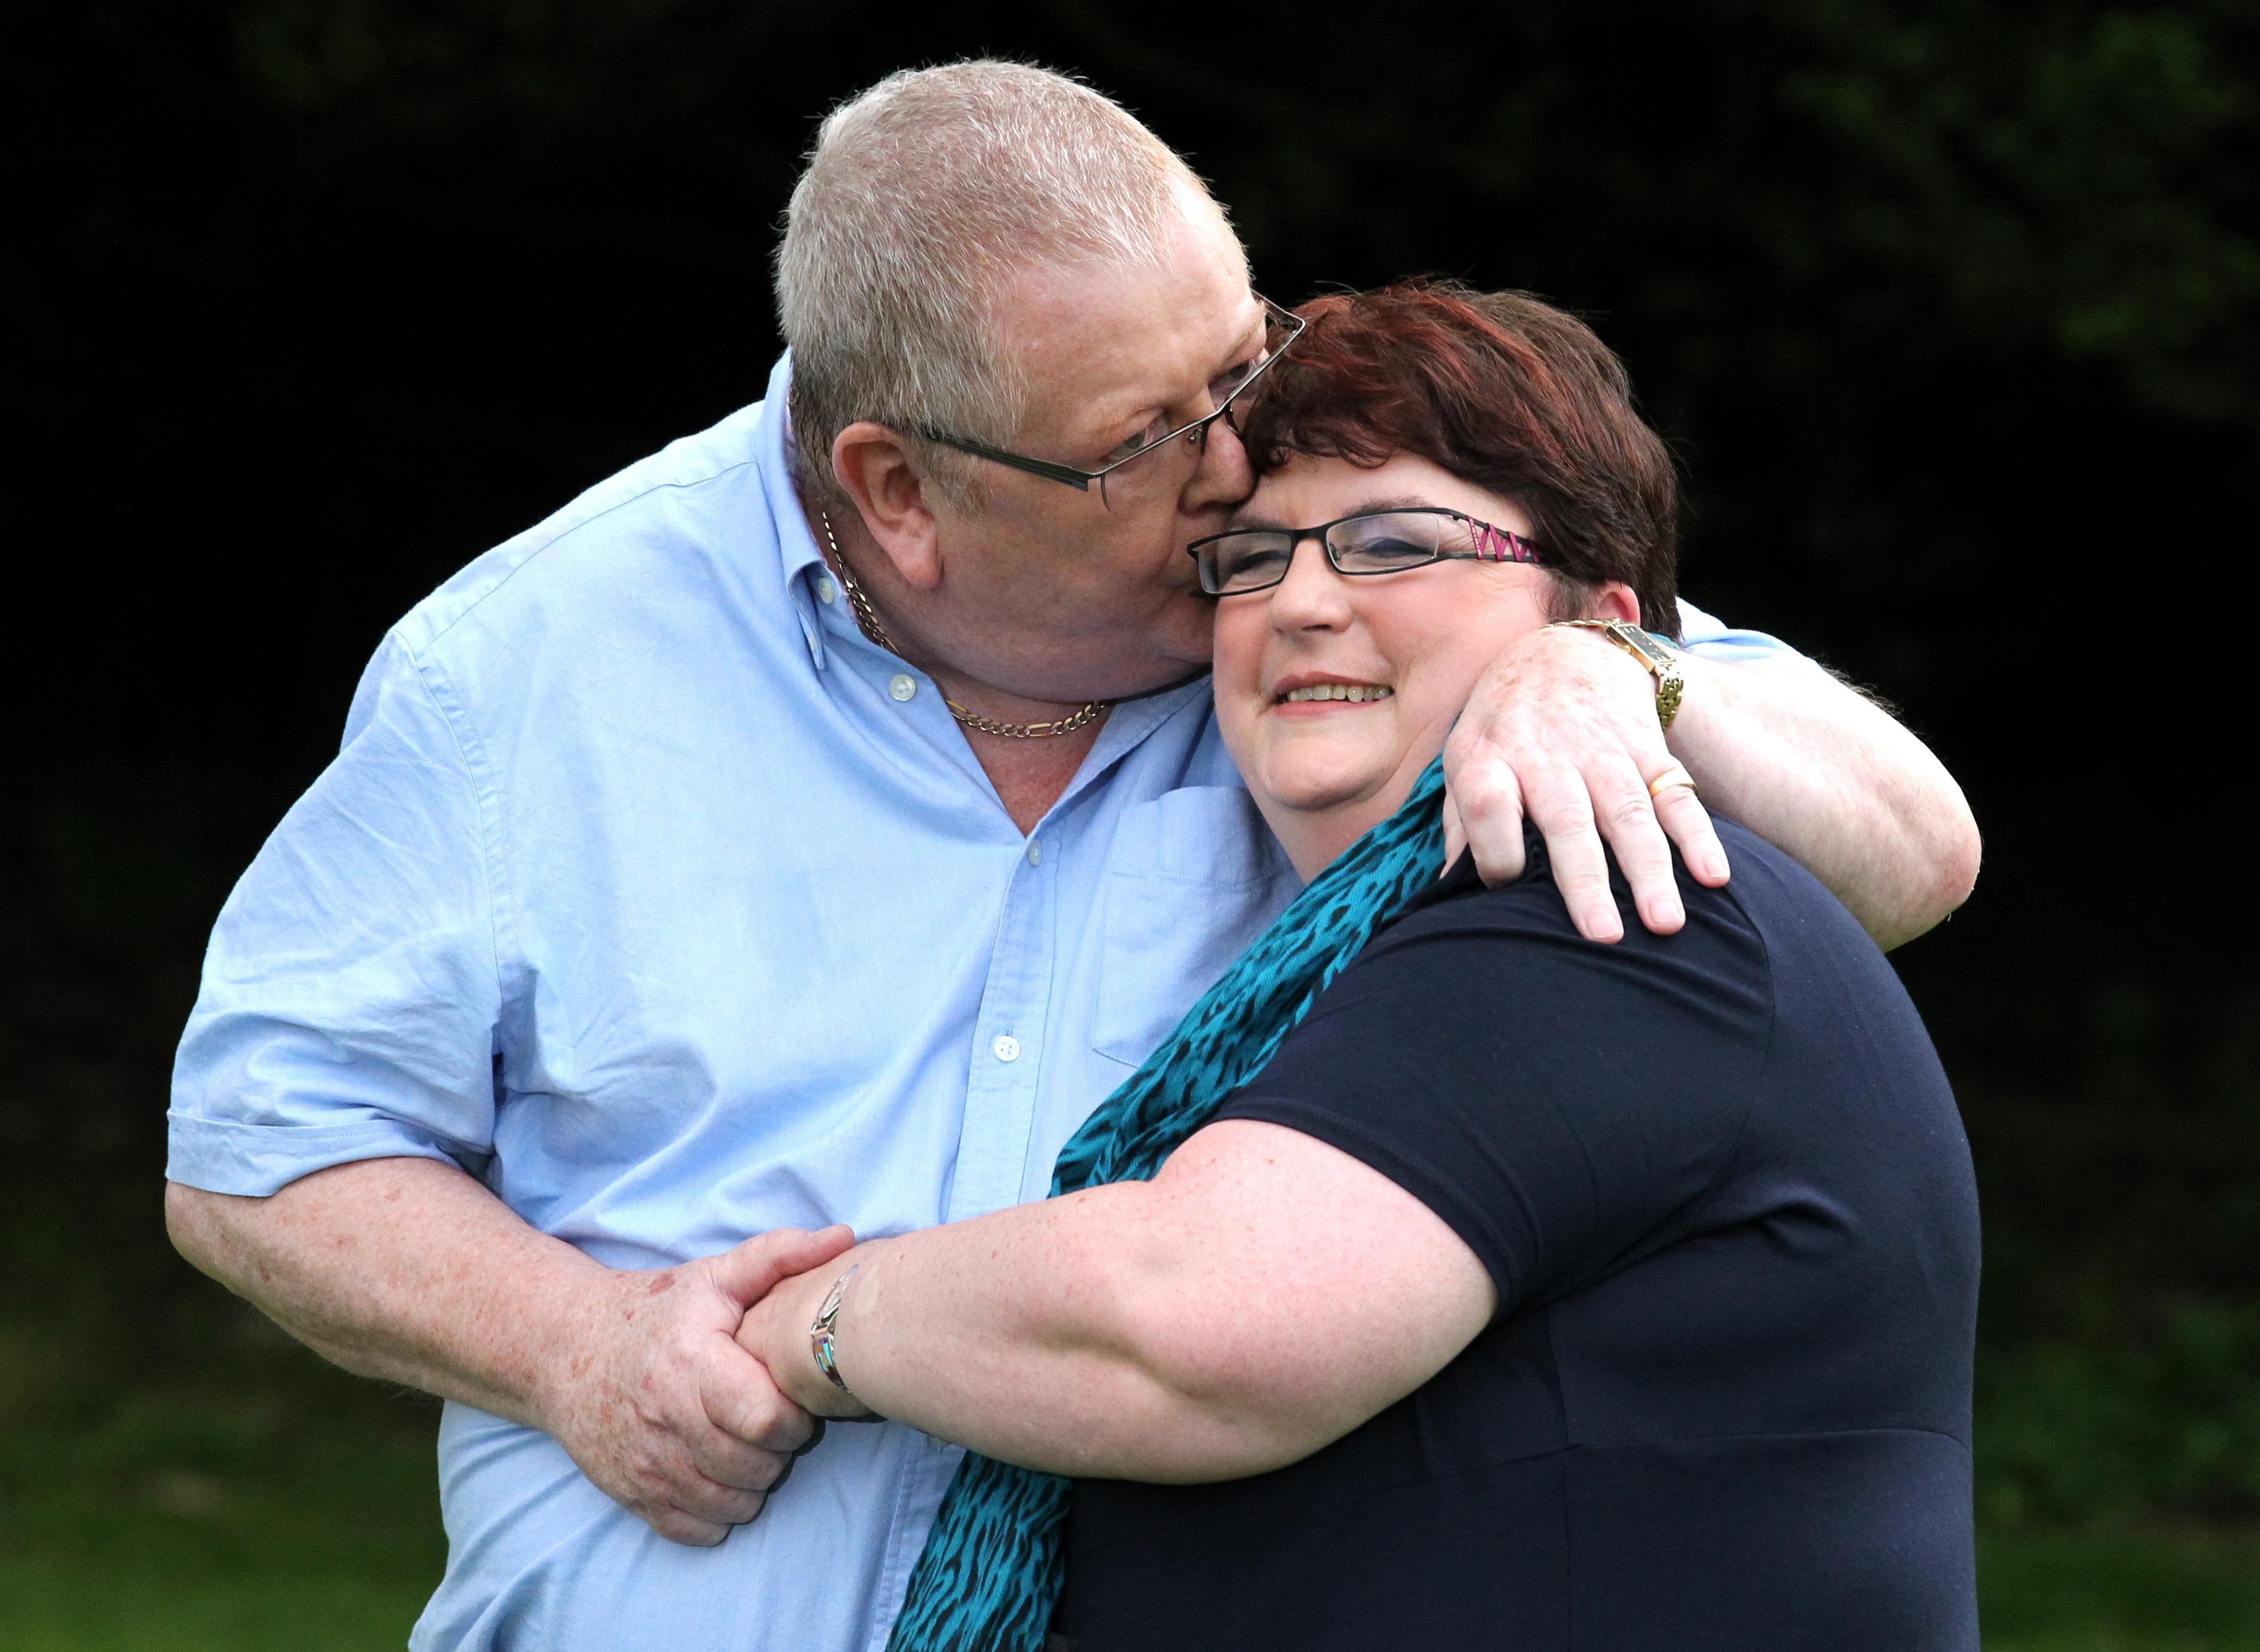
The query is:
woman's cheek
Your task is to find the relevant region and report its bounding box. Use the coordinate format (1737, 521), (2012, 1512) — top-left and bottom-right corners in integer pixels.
(1210, 610), (1269, 753)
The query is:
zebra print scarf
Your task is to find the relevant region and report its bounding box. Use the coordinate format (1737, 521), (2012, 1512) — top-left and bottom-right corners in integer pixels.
(885, 758), (1449, 1652)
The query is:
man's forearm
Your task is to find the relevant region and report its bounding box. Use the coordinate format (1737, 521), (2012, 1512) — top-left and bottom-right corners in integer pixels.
(1670, 655), (1980, 948)
(165, 1156), (607, 1427)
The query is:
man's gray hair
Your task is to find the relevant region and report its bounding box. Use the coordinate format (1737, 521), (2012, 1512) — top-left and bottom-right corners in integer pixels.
(776, 61), (1235, 503)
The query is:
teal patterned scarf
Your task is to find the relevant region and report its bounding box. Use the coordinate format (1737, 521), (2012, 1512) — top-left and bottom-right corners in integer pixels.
(885, 758), (1450, 1652)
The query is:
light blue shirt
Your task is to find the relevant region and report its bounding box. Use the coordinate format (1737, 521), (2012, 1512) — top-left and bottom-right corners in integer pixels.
(168, 352), (1791, 1651)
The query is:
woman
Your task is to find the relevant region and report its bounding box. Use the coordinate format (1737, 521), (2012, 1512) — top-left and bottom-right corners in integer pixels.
(738, 282), (1981, 1651)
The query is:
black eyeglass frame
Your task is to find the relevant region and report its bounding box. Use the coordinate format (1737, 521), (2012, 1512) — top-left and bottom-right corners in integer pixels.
(1187, 507), (1545, 597)
(913, 295), (1308, 497)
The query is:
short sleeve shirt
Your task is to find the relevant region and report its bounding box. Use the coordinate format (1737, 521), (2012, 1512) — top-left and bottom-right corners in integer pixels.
(1059, 822), (1983, 1652)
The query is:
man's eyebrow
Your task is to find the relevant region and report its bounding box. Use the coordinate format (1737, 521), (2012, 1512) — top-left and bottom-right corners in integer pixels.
(1221, 305), (1268, 365)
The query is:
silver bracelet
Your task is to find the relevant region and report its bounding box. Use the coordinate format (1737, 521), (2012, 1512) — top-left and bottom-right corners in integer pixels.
(809, 1265), (858, 1394)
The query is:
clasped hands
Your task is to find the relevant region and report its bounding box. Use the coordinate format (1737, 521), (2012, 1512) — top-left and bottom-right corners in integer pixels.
(528, 1225), (857, 1547)
(542, 625), (1722, 1546)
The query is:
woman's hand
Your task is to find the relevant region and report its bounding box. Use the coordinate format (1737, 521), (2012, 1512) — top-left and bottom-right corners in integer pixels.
(737, 1249), (880, 1421)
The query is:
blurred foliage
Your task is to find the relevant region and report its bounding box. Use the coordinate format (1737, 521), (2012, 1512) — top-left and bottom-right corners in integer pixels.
(0, 1319), (441, 1650)
(1977, 1305), (2260, 1525)
(1768, 0), (2260, 424)
(1978, 1526), (2260, 1648)
(7, 7), (2259, 1630)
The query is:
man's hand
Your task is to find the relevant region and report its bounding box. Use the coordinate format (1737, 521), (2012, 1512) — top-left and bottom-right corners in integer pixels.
(535, 1224), (856, 1547)
(1442, 625), (1730, 942)
(737, 1250), (883, 1421)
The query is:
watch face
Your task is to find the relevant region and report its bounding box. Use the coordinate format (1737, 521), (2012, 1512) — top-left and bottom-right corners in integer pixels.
(1617, 623), (1674, 668)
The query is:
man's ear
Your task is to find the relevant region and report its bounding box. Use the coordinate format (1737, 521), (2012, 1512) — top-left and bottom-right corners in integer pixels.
(831, 422), (945, 592)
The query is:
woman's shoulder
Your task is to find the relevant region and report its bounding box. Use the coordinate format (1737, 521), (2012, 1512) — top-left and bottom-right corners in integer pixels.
(1381, 819), (1783, 963)
(1364, 816), (1892, 1040)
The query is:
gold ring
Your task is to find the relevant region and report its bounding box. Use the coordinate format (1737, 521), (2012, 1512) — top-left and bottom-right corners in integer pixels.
(1647, 763), (1698, 801)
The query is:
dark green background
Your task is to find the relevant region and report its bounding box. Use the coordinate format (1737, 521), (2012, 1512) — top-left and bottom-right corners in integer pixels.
(7, 1), (2258, 1645)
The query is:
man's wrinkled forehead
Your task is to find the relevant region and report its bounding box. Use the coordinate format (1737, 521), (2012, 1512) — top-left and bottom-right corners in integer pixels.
(994, 200), (1259, 428)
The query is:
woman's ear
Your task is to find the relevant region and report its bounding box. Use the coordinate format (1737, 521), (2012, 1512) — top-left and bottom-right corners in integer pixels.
(831, 423), (945, 592)
(1588, 580), (1642, 626)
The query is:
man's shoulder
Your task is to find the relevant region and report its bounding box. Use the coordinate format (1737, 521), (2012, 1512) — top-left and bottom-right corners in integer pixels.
(394, 397), (785, 664)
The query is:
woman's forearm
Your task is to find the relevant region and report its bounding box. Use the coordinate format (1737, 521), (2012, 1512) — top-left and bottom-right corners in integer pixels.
(743, 1185), (1320, 1480)
(739, 1123), (1494, 1482)
(1670, 655), (1980, 948)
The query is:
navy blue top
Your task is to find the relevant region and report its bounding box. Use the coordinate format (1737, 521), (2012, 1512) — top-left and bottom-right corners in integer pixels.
(1056, 821), (1981, 1651)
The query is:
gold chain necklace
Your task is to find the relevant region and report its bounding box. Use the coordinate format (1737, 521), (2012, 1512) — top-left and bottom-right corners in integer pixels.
(815, 508), (1112, 741)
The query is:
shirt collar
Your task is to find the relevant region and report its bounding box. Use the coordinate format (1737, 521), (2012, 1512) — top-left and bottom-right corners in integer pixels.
(753, 351), (835, 670)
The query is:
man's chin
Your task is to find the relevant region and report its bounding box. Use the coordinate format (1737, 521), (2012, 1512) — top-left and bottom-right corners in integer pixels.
(1069, 599), (1217, 700)
(1124, 622), (1220, 698)
(1157, 589), (1220, 664)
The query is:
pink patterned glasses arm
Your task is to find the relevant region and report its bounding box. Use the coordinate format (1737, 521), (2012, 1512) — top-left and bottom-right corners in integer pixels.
(1471, 520), (1541, 563)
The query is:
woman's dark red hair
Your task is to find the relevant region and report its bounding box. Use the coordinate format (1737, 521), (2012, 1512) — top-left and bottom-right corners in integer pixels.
(1236, 280), (1681, 636)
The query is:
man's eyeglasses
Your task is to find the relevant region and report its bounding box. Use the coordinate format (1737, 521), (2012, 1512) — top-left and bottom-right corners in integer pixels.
(1188, 507), (1543, 596)
(915, 296), (1308, 510)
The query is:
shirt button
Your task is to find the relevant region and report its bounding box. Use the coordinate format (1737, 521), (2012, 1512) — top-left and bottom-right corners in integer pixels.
(991, 1034), (1021, 1063)
(814, 576), (838, 605)
(888, 674), (917, 702)
(1026, 840), (1043, 867)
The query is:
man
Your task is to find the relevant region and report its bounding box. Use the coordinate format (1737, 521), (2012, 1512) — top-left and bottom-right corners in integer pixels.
(165, 62), (1978, 1652)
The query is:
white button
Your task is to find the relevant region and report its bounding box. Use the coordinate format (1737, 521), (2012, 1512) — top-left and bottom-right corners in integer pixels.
(889, 674), (917, 702)
(991, 1034), (1021, 1063)
(1026, 840), (1043, 867)
(814, 576), (838, 605)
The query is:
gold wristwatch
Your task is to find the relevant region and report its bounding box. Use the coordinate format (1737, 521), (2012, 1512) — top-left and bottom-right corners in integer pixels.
(1553, 619), (1683, 730)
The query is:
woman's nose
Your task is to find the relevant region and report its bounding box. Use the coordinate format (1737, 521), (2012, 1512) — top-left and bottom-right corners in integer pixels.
(1268, 536), (1353, 630)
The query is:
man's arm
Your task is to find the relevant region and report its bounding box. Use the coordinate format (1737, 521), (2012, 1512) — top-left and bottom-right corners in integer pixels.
(1670, 654), (1979, 949)
(1443, 626), (1979, 948)
(167, 635), (852, 1546)
(166, 1157), (851, 1545)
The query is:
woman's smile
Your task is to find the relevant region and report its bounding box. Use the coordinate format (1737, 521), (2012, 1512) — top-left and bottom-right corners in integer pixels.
(1271, 673), (1397, 710)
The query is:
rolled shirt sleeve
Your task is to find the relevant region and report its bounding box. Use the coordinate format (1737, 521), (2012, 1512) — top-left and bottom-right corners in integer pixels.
(168, 636), (505, 1196)
(1674, 597), (1806, 666)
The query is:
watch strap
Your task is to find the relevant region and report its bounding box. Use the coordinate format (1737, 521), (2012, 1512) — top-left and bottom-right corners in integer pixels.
(1553, 619), (1683, 730)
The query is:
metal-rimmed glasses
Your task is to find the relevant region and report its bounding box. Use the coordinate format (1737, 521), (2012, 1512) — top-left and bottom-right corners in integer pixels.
(914, 295), (1308, 510)
(1188, 507), (1543, 596)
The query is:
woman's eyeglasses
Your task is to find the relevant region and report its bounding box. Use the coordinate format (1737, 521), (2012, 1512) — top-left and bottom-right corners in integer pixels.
(1187, 507), (1542, 596)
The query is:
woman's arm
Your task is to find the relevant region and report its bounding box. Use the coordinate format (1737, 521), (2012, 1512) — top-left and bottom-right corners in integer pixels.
(738, 1120), (1495, 1482)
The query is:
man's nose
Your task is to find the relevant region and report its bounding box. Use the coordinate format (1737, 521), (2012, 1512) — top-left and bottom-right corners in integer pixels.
(1182, 413), (1255, 512)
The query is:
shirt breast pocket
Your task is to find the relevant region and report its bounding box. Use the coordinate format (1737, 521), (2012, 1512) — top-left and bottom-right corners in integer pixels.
(1090, 787), (1299, 1069)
